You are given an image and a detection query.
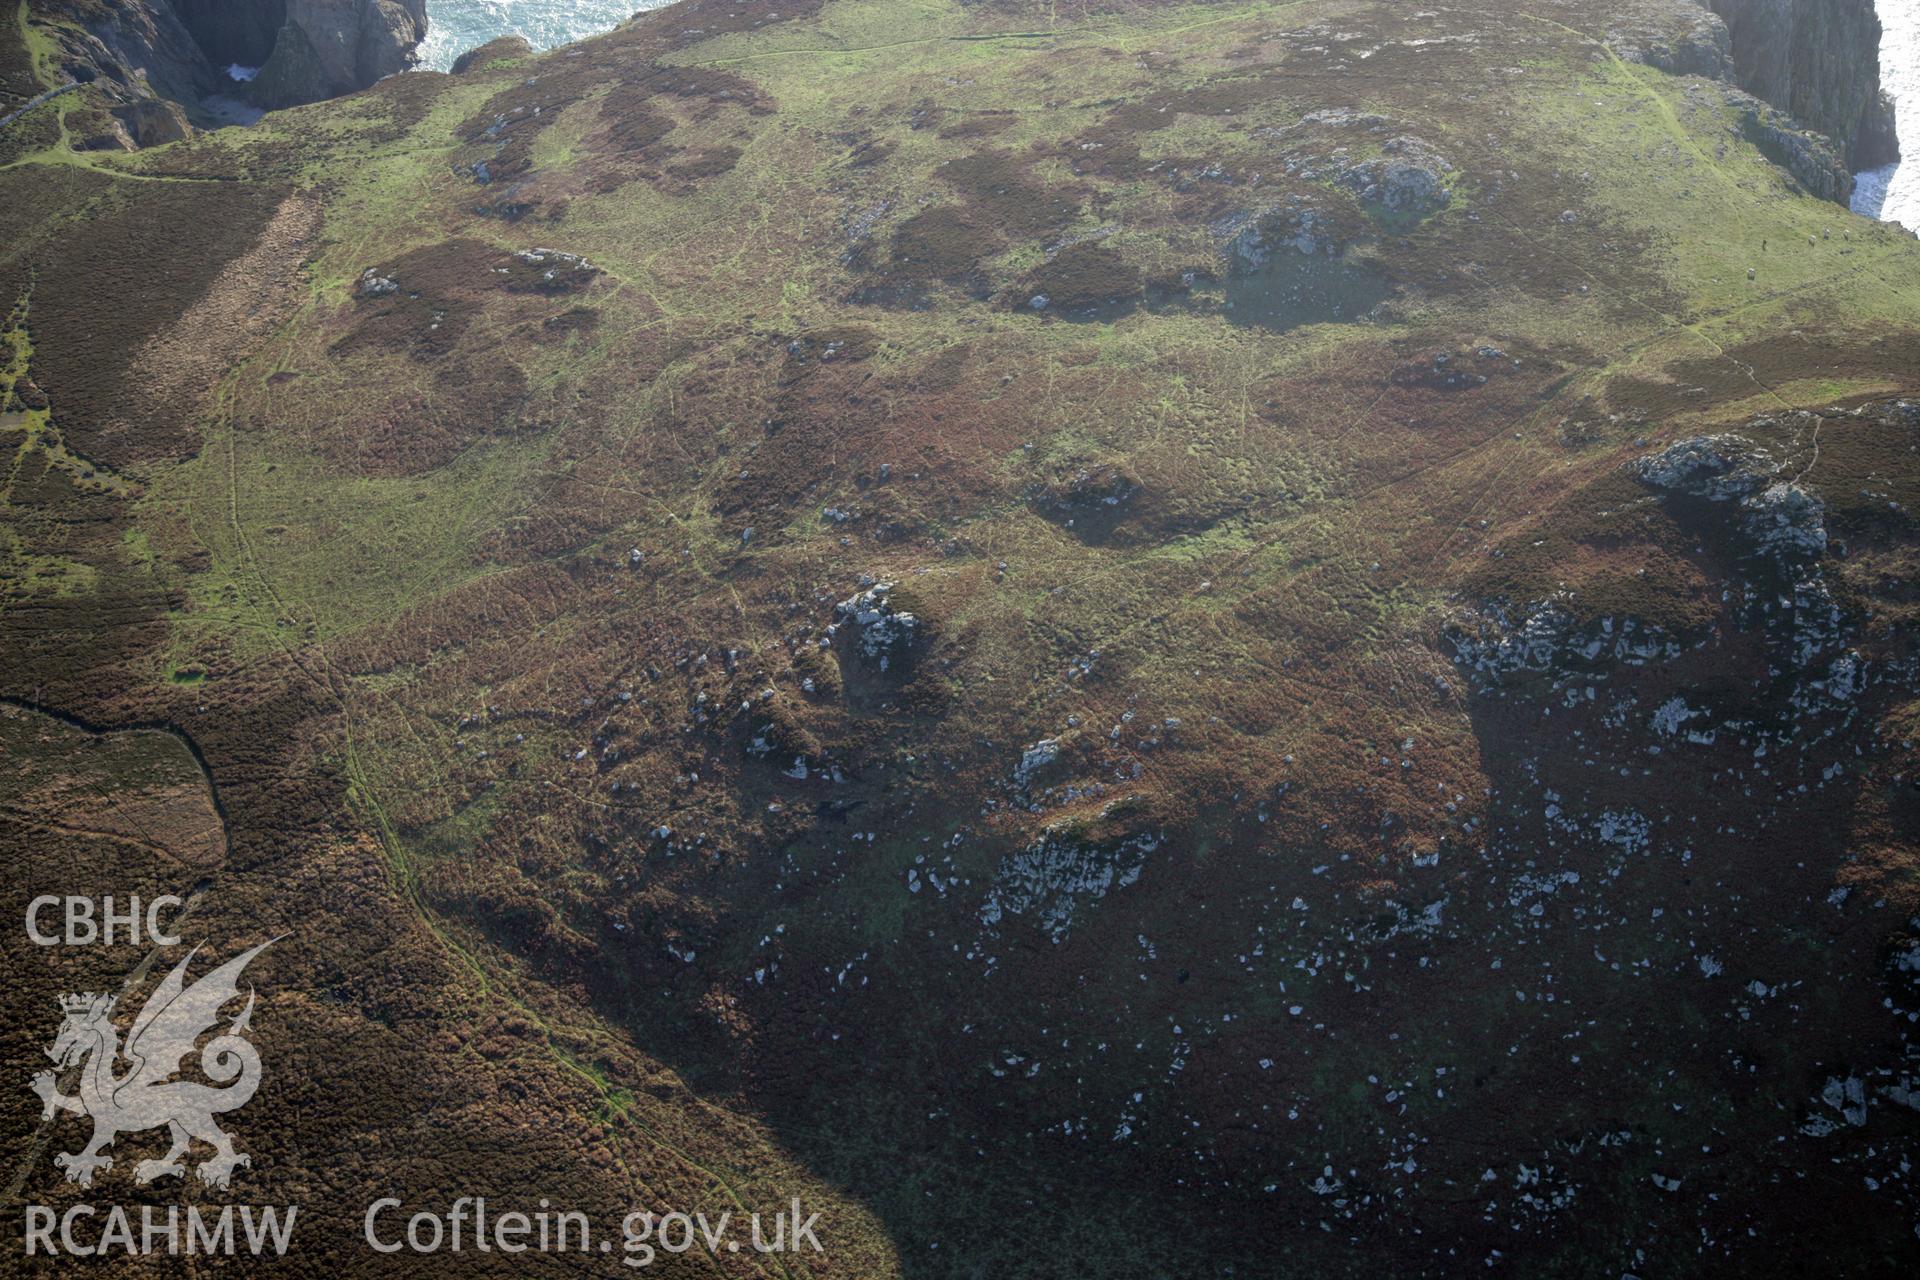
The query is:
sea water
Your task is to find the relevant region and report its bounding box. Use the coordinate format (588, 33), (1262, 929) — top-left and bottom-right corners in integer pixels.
(1853, 0), (1920, 231)
(417, 1), (669, 72)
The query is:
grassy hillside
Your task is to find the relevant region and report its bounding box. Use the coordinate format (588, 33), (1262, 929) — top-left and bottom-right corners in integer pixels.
(2, 0), (1918, 1274)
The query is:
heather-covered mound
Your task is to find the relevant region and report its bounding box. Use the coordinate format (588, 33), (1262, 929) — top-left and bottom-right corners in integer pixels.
(3, 0), (1919, 1274)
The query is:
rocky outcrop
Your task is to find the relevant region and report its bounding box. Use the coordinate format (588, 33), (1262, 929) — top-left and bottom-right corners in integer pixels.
(1733, 89), (1855, 203)
(1337, 135), (1454, 221)
(1702, 0), (1898, 170)
(1607, 3), (1732, 80)
(113, 97), (193, 146)
(40, 0), (223, 109)
(1633, 433), (1828, 565)
(830, 582), (921, 674)
(248, 1), (429, 110)
(70, 95), (194, 150)
(977, 827), (1162, 944)
(32, 0), (427, 136)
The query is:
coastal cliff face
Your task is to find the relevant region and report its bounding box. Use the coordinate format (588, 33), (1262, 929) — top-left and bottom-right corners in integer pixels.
(1706, 0), (1900, 168)
(1614, 0), (1899, 203)
(33, 0), (427, 131)
(246, 0), (429, 110)
(37, 0), (222, 107)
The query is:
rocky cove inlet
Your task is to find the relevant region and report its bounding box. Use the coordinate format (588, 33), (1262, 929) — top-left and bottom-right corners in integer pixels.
(1855, 0), (1920, 229)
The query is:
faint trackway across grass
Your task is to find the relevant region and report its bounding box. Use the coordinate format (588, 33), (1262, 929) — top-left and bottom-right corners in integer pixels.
(686, 0), (1316, 67)
(187, 350), (805, 1279)
(1029, 4), (1848, 601)
(675, 0), (1836, 675)
(1505, 8), (1812, 461)
(0, 138), (239, 183)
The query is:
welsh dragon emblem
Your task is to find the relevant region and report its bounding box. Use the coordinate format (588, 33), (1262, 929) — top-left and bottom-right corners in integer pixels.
(30, 940), (275, 1189)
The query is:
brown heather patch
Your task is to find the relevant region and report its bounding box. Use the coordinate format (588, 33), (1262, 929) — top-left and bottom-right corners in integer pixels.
(115, 192), (319, 451)
(643, 64), (769, 112)
(912, 342), (974, 391)
(466, 55), (767, 187)
(0, 461), (174, 701)
(936, 147), (1081, 239)
(301, 359), (532, 477)
(667, 144), (743, 180)
(636, 0), (826, 49)
(331, 241), (489, 362)
(25, 178), (289, 469)
(1247, 336), (1566, 497)
(706, 326), (1027, 537)
(0, 169), (98, 273)
(600, 98), (675, 157)
(1608, 329), (1920, 420)
(332, 237), (598, 362)
(310, 238), (605, 473)
(1066, 71), (1285, 180)
(890, 205), (1002, 284)
(1845, 736), (1920, 913)
(354, 61), (454, 140)
(539, 306), (601, 340)
(937, 111), (1018, 141)
(1460, 490), (1722, 637)
(0, 14), (38, 105)
(1805, 410), (1920, 544)
(844, 136), (896, 168)
(1022, 241), (1142, 313)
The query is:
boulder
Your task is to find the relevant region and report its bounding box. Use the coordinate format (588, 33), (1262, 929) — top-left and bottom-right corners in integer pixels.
(1225, 205), (1335, 266)
(1338, 136), (1453, 220)
(830, 583), (920, 674)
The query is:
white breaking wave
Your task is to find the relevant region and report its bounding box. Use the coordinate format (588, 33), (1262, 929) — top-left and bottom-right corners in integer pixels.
(418, 1), (673, 73)
(1853, 0), (1920, 231)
